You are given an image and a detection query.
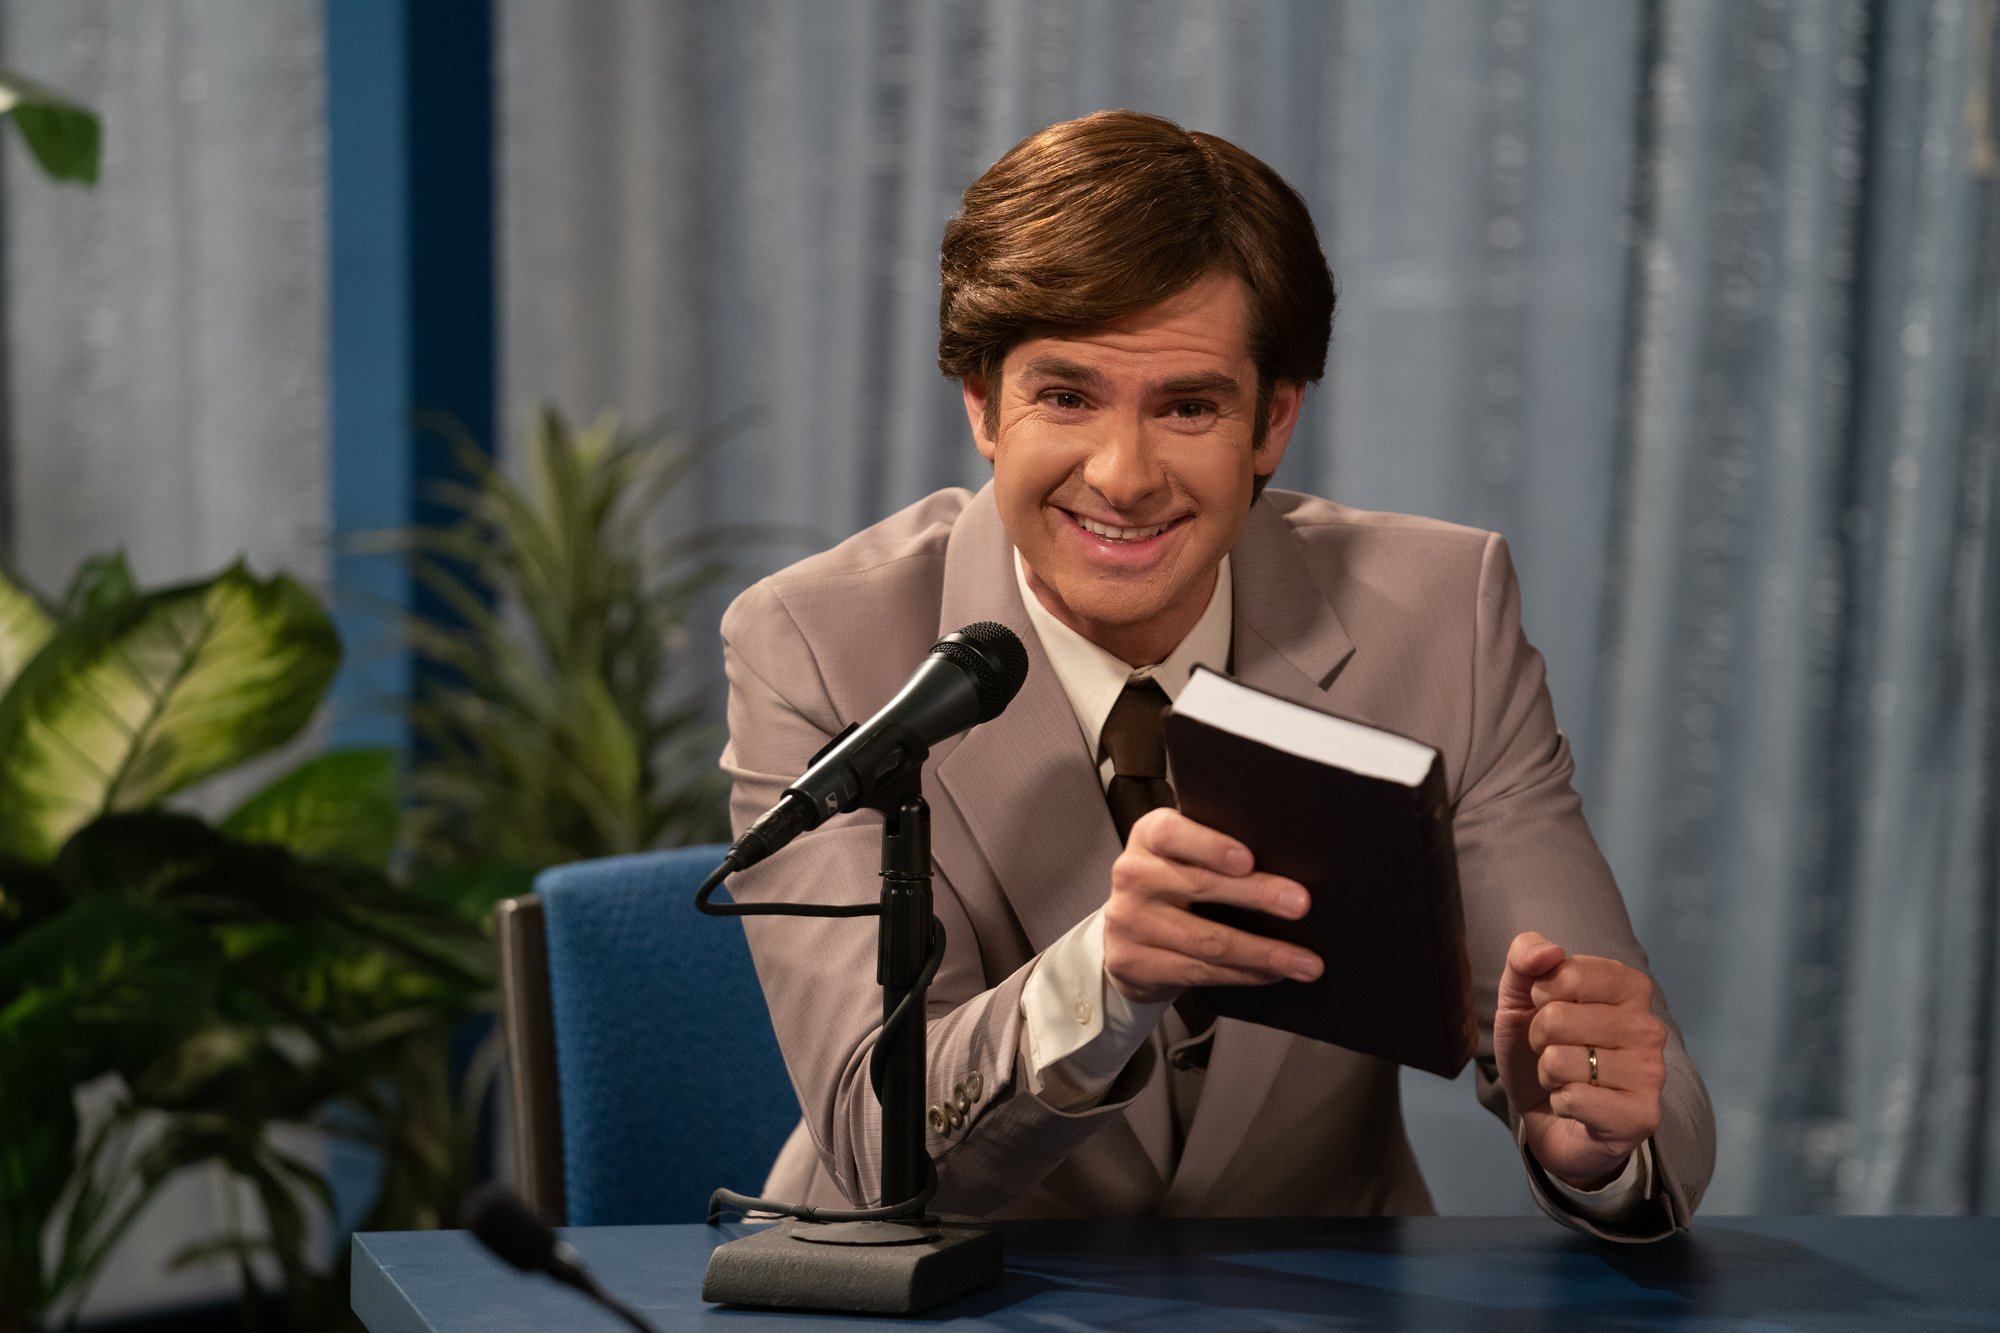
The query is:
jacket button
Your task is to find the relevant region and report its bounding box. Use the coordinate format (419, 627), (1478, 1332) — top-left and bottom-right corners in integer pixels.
(927, 1105), (950, 1136)
(947, 1102), (965, 1129)
(953, 1087), (971, 1114)
(965, 1071), (983, 1102)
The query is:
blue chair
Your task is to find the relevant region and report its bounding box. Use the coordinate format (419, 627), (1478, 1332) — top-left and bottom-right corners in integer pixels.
(495, 845), (798, 1224)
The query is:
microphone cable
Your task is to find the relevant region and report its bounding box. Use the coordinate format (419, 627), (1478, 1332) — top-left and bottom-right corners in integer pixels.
(694, 858), (949, 1227)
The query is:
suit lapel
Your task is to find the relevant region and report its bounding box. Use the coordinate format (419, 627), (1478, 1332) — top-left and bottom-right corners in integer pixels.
(932, 486), (1124, 953)
(1167, 497), (1362, 1209)
(1227, 497), (1355, 702)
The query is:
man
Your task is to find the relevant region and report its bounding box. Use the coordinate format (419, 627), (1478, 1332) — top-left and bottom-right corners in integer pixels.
(720, 110), (1714, 1239)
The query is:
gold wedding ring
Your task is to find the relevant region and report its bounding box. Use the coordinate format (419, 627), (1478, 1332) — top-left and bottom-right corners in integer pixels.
(1586, 1046), (1599, 1084)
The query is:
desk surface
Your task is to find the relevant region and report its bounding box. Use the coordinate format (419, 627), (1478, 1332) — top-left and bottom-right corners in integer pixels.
(354, 1215), (2000, 1331)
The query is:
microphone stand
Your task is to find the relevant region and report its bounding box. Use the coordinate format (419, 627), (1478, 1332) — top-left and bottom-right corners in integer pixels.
(700, 775), (1004, 1315)
(875, 785), (934, 1210)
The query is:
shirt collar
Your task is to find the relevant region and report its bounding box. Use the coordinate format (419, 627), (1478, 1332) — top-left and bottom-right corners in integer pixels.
(1013, 550), (1233, 756)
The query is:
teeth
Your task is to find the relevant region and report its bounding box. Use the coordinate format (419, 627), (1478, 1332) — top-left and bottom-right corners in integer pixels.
(1076, 515), (1170, 542)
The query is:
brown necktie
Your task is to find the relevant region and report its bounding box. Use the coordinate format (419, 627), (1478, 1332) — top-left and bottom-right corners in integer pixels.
(1101, 678), (1177, 841)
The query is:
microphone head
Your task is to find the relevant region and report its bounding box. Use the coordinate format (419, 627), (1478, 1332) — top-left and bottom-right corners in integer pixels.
(931, 622), (1029, 722)
(463, 1183), (557, 1273)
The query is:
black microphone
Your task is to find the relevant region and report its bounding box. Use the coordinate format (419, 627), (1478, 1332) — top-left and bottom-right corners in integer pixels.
(462, 1184), (659, 1333)
(726, 621), (1029, 872)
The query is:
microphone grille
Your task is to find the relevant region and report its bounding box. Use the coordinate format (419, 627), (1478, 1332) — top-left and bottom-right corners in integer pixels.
(932, 621), (1030, 721)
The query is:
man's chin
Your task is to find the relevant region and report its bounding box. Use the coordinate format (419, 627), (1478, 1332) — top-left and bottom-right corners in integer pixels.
(1055, 594), (1188, 647)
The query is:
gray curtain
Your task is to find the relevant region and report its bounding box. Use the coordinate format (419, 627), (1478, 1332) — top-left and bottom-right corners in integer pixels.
(0, 0), (328, 601)
(1596, 0), (2000, 1214)
(502, 0), (2000, 1216)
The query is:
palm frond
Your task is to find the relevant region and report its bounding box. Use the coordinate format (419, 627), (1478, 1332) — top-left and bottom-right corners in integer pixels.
(396, 408), (748, 870)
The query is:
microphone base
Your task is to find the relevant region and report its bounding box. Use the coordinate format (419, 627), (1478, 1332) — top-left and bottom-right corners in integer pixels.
(700, 1217), (1002, 1315)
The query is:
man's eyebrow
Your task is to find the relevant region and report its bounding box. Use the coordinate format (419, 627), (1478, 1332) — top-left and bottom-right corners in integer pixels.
(1154, 371), (1242, 398)
(1015, 358), (1243, 400)
(1015, 356), (1108, 388)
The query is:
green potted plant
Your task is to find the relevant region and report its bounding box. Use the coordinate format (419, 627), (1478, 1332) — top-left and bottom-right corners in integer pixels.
(0, 556), (486, 1332)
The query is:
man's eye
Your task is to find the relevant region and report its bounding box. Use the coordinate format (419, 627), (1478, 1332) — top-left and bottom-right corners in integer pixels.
(1044, 391), (1086, 411)
(1169, 401), (1216, 420)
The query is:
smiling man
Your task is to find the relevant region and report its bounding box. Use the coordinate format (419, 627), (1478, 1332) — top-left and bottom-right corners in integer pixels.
(720, 111), (1714, 1238)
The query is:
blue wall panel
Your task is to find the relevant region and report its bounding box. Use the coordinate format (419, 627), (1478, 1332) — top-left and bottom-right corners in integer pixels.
(326, 0), (492, 753)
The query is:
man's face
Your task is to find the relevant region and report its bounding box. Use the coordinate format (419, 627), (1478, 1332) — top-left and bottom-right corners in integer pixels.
(961, 272), (1302, 667)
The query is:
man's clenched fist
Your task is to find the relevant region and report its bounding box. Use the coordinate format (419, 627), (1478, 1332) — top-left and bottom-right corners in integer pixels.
(1493, 931), (1666, 1191)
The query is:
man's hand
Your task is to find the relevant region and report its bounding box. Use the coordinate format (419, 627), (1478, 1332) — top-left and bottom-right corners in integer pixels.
(1494, 931), (1667, 1191)
(1102, 808), (1322, 1006)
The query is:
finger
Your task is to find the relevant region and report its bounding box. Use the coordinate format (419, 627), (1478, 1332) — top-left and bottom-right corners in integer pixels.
(1529, 955), (1653, 1008)
(1108, 942), (1304, 998)
(1139, 909), (1324, 983)
(1545, 1083), (1662, 1144)
(1106, 905), (1322, 984)
(1536, 1043), (1663, 1096)
(1109, 853), (1309, 921)
(1175, 870), (1310, 920)
(1129, 807), (1254, 876)
(1528, 1002), (1668, 1056)
(1498, 931), (1566, 1012)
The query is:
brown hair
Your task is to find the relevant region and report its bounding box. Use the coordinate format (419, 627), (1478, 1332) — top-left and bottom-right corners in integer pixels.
(939, 110), (1335, 444)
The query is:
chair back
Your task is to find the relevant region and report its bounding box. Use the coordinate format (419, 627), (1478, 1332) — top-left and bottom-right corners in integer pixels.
(496, 844), (796, 1224)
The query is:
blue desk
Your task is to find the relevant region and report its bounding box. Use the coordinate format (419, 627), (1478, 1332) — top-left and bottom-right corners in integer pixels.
(354, 1215), (2000, 1331)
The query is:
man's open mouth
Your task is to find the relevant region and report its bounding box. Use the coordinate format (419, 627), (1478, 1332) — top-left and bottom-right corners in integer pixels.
(1071, 513), (1176, 543)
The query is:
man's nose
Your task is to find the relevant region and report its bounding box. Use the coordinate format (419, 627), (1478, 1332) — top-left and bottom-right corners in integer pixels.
(1083, 414), (1164, 508)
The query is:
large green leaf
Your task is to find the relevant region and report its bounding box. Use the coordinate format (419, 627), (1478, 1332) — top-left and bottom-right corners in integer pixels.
(0, 66), (100, 184)
(221, 748), (401, 869)
(0, 565), (339, 861)
(0, 895), (219, 1094)
(0, 564), (54, 696)
(52, 810), (484, 962)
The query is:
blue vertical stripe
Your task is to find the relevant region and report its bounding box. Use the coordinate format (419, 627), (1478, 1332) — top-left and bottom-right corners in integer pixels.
(326, 0), (492, 753)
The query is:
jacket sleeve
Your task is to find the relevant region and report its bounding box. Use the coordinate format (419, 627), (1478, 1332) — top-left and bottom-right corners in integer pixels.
(1453, 533), (1717, 1241)
(718, 580), (1152, 1214)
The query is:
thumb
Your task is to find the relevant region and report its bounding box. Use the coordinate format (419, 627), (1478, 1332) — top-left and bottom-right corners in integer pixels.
(1497, 931), (1565, 1015)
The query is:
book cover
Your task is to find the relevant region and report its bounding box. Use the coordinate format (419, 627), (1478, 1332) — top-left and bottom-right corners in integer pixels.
(1163, 668), (1475, 1078)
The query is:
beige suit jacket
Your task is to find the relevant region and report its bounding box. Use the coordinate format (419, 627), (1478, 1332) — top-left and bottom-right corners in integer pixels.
(719, 484), (1715, 1238)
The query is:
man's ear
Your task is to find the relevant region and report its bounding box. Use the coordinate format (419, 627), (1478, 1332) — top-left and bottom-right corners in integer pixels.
(961, 376), (997, 462)
(1254, 380), (1306, 477)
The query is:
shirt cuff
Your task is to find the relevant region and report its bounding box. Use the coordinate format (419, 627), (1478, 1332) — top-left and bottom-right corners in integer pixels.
(1540, 1138), (1656, 1223)
(1020, 908), (1169, 1111)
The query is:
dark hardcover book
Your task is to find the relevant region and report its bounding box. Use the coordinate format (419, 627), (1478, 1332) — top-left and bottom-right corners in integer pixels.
(1163, 667), (1474, 1078)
